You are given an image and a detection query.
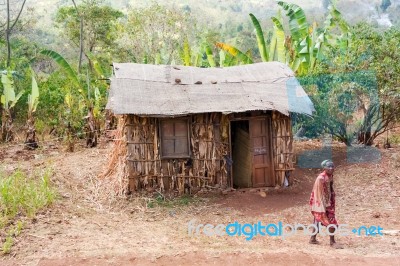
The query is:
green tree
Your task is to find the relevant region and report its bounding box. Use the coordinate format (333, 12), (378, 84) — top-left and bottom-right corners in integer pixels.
(37, 49), (108, 150)
(0, 0), (27, 67)
(24, 68), (39, 149)
(301, 23), (400, 145)
(55, 0), (123, 68)
(117, 3), (199, 65)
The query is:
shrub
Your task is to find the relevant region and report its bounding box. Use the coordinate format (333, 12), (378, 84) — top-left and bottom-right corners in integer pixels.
(0, 168), (56, 254)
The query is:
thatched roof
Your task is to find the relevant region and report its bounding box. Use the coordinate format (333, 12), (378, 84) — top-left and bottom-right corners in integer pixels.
(106, 62), (314, 116)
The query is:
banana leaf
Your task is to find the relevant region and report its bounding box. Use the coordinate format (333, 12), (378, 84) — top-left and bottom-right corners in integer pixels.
(1, 73), (15, 109)
(291, 57), (301, 73)
(85, 51), (106, 78)
(219, 50), (225, 67)
(277, 1), (309, 41)
(9, 91), (23, 109)
(324, 7), (349, 36)
(28, 68), (39, 114)
(39, 49), (79, 87)
(204, 43), (216, 67)
(216, 42), (253, 64)
(245, 50), (253, 64)
(271, 16), (286, 63)
(249, 13), (268, 61)
(269, 31), (277, 61)
(1, 72), (24, 110)
(323, 5), (350, 51)
(194, 52), (202, 67)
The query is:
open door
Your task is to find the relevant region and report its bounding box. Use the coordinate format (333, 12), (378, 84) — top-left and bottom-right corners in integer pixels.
(250, 117), (275, 187)
(231, 120), (252, 188)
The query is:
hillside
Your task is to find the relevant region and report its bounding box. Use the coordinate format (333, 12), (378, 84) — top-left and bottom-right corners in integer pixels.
(20, 0), (396, 57)
(27, 0), (394, 42)
(29, 0), (391, 24)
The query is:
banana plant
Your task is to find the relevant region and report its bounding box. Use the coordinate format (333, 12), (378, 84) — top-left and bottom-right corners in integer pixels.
(217, 2), (309, 68)
(295, 5), (350, 75)
(25, 68), (40, 149)
(277, 1), (309, 42)
(277, 2), (347, 75)
(38, 49), (104, 149)
(0, 71), (23, 111)
(1, 70), (24, 142)
(178, 39), (217, 67)
(276, 1), (311, 74)
(84, 51), (109, 147)
(216, 1), (348, 75)
(249, 10), (286, 64)
(323, 5), (351, 51)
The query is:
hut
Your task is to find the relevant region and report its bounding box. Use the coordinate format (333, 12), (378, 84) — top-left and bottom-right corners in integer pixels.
(105, 62), (314, 195)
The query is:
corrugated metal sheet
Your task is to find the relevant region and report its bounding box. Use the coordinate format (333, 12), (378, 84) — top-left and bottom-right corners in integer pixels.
(106, 62), (315, 116)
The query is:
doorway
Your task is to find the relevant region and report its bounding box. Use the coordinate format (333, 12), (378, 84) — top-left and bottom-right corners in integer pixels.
(231, 120), (251, 188)
(231, 117), (275, 188)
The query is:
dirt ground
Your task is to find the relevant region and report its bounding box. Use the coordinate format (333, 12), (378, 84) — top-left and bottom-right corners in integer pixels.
(0, 137), (399, 266)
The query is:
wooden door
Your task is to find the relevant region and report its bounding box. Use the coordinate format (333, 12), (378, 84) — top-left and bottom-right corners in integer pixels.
(250, 117), (274, 187)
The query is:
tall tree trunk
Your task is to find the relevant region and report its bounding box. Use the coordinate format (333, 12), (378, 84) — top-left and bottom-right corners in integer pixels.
(6, 0), (11, 67)
(5, 0), (27, 67)
(78, 18), (83, 73)
(71, 0), (83, 73)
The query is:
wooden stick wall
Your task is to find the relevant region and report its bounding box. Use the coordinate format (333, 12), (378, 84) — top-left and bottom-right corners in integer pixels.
(125, 113), (230, 194)
(272, 111), (294, 186)
(119, 111), (294, 194)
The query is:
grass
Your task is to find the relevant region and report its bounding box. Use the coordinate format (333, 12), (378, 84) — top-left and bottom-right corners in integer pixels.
(146, 194), (202, 209)
(0, 168), (56, 254)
